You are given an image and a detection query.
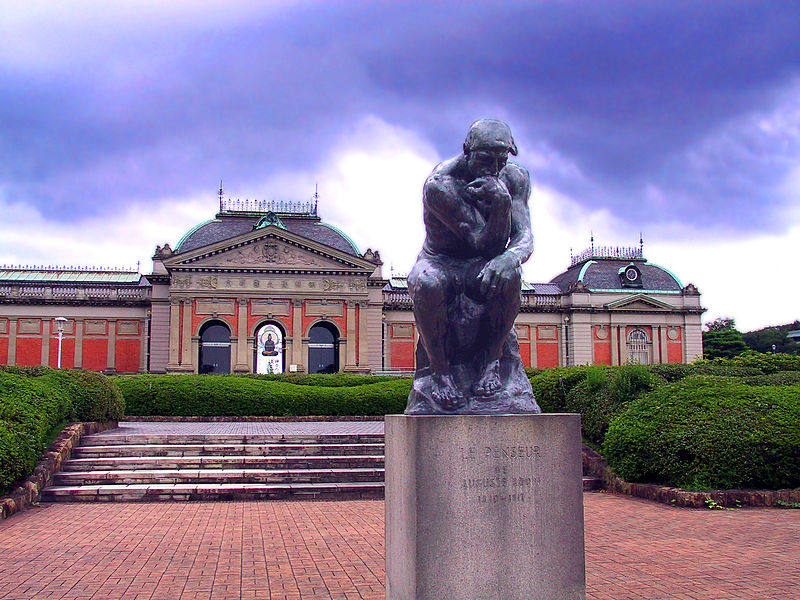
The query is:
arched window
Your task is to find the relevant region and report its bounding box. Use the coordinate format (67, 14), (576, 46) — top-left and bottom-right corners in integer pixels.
(308, 322), (339, 374)
(199, 321), (231, 374)
(255, 322), (285, 374)
(626, 328), (651, 365)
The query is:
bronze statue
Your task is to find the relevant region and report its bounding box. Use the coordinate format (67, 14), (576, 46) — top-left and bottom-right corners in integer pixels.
(406, 119), (540, 414)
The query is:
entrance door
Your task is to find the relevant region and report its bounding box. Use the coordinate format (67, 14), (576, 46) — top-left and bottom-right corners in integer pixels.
(199, 321), (231, 374)
(255, 322), (284, 374)
(308, 322), (339, 374)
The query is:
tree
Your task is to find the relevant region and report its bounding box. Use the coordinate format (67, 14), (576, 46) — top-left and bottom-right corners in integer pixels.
(742, 320), (800, 355)
(703, 317), (747, 359)
(705, 317), (736, 332)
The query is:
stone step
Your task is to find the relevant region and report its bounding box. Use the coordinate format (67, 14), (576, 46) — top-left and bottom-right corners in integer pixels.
(41, 481), (385, 502)
(72, 442), (384, 458)
(79, 433), (385, 446)
(53, 467), (385, 486)
(62, 455), (385, 471)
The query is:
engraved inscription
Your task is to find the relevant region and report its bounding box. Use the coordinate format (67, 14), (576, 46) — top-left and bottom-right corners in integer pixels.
(459, 443), (542, 505)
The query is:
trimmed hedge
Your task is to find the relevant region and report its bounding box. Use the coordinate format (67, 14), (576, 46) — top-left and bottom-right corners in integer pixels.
(116, 374), (411, 417)
(603, 377), (800, 490)
(238, 373), (399, 387)
(0, 367), (123, 492)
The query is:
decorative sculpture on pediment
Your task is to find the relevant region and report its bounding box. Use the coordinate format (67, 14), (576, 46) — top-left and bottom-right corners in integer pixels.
(348, 278), (367, 291)
(197, 276), (218, 289)
(322, 278), (345, 292)
(172, 274), (191, 289)
(222, 240), (320, 267)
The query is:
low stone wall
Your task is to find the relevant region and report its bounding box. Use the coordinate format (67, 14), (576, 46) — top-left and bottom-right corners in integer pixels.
(0, 421), (117, 520)
(582, 445), (800, 508)
(123, 416), (385, 422)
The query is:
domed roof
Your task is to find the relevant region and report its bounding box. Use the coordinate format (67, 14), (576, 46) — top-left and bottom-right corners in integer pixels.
(174, 213), (360, 256)
(550, 258), (683, 292)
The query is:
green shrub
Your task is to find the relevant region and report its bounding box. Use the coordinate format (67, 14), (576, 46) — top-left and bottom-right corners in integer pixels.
(741, 372), (800, 386)
(116, 374), (411, 416)
(0, 368), (122, 492)
(238, 373), (399, 387)
(603, 377), (800, 490)
(564, 365), (662, 445)
(528, 365), (596, 413)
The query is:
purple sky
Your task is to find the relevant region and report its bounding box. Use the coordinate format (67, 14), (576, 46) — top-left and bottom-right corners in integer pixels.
(1, 1), (799, 330)
(3, 1), (799, 229)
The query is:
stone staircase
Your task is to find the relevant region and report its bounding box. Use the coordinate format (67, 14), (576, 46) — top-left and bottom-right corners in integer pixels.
(42, 431), (386, 502)
(41, 425), (601, 502)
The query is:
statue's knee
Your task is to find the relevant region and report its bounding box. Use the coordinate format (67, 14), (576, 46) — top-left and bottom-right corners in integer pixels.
(410, 267), (445, 298)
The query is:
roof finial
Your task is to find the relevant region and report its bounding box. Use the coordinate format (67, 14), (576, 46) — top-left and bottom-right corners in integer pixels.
(313, 182), (319, 215)
(590, 231), (594, 254)
(639, 231), (644, 253)
(218, 179), (224, 212)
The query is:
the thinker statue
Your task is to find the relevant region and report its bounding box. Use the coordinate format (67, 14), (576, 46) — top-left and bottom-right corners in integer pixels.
(406, 119), (541, 414)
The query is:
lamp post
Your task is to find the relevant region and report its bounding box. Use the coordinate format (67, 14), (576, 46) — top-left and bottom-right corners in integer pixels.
(54, 317), (67, 368)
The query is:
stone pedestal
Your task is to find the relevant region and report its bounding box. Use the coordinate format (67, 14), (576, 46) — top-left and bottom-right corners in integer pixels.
(385, 414), (585, 600)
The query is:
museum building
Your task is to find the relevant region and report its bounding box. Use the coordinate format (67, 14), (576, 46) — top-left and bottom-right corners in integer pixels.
(0, 198), (703, 374)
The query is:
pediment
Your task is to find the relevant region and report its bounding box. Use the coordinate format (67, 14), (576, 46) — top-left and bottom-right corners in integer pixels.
(605, 294), (675, 311)
(164, 226), (374, 273)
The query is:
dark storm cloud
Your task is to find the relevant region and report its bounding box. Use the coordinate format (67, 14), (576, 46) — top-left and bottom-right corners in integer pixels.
(1, 1), (798, 233)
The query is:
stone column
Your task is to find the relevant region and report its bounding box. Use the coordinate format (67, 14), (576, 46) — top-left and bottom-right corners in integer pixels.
(167, 300), (181, 369)
(234, 299), (249, 372)
(610, 325), (620, 366)
(7, 318), (17, 366)
(41, 319), (51, 366)
(660, 326), (669, 364)
(292, 299), (304, 371)
(139, 318), (148, 372)
(74, 319), (83, 368)
(180, 300), (192, 367)
(619, 325), (629, 364)
(358, 301), (369, 369)
(345, 300), (357, 370)
(106, 319), (117, 373)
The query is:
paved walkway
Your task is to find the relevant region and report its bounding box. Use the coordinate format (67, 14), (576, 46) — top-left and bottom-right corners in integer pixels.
(96, 421), (385, 436)
(1, 493), (797, 600)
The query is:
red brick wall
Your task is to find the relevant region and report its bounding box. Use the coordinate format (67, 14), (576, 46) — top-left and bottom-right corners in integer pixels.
(82, 339), (108, 371)
(389, 323), (415, 370)
(115, 339), (140, 373)
(536, 325), (559, 369)
(0, 338), (7, 364)
(49, 338), (75, 369)
(667, 326), (683, 363)
(593, 326), (612, 365)
(15, 338), (42, 367)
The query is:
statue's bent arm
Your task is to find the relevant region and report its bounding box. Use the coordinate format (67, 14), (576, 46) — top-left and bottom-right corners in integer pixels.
(423, 174), (487, 252)
(500, 164), (534, 268)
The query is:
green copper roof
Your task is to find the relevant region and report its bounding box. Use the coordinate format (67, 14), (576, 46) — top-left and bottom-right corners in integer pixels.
(0, 269), (141, 284)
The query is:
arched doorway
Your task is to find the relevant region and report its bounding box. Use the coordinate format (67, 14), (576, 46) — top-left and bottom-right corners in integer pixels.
(308, 322), (339, 374)
(626, 328), (652, 365)
(199, 321), (231, 374)
(255, 322), (285, 374)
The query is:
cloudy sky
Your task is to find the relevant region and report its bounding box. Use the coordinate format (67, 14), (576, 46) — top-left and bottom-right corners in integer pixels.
(1, 1), (798, 331)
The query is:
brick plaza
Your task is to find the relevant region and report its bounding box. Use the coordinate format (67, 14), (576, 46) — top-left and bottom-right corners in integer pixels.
(1, 493), (797, 600)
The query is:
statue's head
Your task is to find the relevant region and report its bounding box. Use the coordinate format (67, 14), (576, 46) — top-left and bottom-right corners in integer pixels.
(463, 119), (517, 178)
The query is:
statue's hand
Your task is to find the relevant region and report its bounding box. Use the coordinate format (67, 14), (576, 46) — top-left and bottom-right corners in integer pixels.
(478, 254), (517, 295)
(464, 177), (512, 209)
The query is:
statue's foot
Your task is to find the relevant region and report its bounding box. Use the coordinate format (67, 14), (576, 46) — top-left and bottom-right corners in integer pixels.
(472, 359), (502, 397)
(431, 372), (466, 411)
